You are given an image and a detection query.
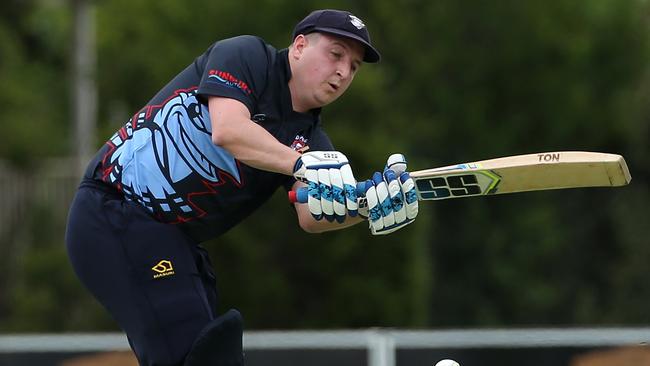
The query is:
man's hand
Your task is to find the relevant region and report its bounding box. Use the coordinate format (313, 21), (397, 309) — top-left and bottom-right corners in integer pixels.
(359, 154), (418, 235)
(293, 151), (358, 222)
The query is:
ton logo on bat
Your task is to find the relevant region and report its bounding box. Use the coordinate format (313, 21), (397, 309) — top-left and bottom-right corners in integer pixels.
(538, 153), (560, 162)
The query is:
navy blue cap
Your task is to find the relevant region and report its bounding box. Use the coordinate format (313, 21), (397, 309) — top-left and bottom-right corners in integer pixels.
(293, 9), (381, 63)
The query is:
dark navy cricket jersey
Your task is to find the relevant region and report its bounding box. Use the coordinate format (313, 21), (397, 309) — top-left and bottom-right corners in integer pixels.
(84, 35), (334, 242)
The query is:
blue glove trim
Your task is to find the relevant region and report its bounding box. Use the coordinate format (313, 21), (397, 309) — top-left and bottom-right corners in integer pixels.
(405, 189), (418, 204)
(332, 185), (345, 204)
(319, 183), (333, 202)
(380, 197), (393, 217)
(369, 206), (382, 222)
(308, 181), (320, 199)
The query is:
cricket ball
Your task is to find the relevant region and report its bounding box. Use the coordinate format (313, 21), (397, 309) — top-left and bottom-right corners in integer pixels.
(435, 359), (460, 366)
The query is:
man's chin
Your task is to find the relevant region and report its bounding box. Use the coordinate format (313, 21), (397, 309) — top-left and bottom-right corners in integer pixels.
(315, 94), (340, 108)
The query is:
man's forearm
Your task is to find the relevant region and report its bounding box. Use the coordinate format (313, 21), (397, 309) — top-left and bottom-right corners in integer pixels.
(209, 97), (300, 175)
(214, 116), (300, 174)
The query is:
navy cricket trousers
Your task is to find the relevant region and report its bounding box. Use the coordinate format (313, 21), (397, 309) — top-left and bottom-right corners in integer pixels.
(65, 181), (219, 366)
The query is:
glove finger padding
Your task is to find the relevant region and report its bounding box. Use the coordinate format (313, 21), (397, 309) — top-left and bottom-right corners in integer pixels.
(373, 171), (395, 228)
(364, 171), (410, 235)
(318, 168), (334, 221)
(365, 154), (420, 235)
(399, 172), (419, 220)
(329, 169), (346, 221)
(340, 164), (358, 216)
(384, 169), (406, 224)
(293, 151), (356, 222)
(306, 170), (322, 220)
(363, 181), (381, 229)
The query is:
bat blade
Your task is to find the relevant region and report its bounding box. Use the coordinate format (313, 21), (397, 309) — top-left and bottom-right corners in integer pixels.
(411, 151), (631, 201)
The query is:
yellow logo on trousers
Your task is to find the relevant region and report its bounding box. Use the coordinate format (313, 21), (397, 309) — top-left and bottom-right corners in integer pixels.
(151, 260), (175, 279)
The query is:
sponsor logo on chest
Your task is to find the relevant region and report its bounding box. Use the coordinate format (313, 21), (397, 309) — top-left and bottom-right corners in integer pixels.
(290, 135), (309, 153)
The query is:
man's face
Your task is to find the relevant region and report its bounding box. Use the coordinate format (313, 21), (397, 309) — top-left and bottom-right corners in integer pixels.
(289, 33), (365, 112)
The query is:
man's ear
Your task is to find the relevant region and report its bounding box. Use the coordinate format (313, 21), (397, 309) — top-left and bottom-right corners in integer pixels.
(290, 34), (308, 59)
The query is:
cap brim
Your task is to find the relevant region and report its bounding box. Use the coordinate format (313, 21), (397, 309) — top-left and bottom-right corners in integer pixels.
(312, 27), (381, 63)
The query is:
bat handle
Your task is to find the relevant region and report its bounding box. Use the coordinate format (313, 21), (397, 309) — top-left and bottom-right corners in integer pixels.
(288, 182), (369, 203)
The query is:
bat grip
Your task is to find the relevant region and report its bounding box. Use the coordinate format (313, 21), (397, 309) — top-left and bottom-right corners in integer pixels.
(288, 182), (368, 203)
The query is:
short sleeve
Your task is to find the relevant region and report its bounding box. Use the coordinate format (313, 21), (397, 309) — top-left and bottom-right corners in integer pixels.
(197, 35), (270, 115)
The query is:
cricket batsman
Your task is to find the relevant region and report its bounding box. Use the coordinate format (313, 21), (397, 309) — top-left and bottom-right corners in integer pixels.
(65, 9), (418, 365)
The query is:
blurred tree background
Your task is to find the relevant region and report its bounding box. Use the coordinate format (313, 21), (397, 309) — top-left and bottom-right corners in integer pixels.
(1, 0), (649, 332)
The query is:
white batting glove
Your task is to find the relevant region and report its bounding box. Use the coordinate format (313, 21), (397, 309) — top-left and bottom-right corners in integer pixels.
(293, 151), (358, 222)
(360, 154), (418, 235)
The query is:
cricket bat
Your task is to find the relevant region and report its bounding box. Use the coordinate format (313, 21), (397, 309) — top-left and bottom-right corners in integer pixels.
(288, 151), (631, 203)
